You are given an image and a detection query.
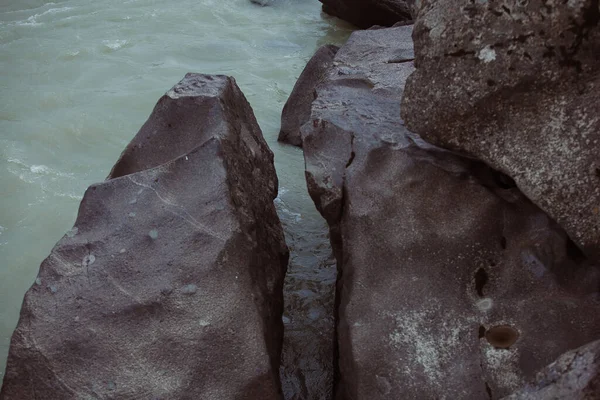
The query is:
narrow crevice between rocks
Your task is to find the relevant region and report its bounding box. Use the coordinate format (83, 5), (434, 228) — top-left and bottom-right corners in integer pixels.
(277, 146), (339, 399)
(485, 382), (493, 399)
(331, 190), (347, 400)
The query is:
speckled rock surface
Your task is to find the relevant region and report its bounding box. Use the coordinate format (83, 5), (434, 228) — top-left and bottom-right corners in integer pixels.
(278, 44), (339, 147)
(0, 73), (288, 399)
(300, 25), (600, 399)
(319, 0), (415, 29)
(503, 340), (600, 400)
(401, 0), (600, 259)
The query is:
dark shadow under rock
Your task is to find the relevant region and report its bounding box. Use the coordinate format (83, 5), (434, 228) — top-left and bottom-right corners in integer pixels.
(319, 0), (415, 29)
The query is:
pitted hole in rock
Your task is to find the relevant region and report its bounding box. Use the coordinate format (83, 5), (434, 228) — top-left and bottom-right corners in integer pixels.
(583, 0), (600, 29)
(475, 267), (489, 297)
(479, 325), (487, 339)
(485, 325), (519, 349)
(82, 254), (96, 267)
(500, 236), (507, 250)
(492, 170), (517, 189)
(566, 237), (586, 263)
(485, 382), (493, 399)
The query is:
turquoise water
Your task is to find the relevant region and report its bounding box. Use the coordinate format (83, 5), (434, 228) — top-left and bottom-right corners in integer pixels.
(0, 0), (353, 396)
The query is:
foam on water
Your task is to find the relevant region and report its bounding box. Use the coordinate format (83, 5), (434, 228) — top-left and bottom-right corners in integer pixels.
(0, 0), (353, 394)
(102, 39), (128, 51)
(7, 6), (74, 26)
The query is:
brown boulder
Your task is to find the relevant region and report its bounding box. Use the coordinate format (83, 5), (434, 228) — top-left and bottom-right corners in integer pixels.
(0, 74), (288, 399)
(503, 340), (600, 400)
(401, 0), (600, 259)
(319, 0), (415, 29)
(278, 44), (339, 147)
(298, 25), (600, 399)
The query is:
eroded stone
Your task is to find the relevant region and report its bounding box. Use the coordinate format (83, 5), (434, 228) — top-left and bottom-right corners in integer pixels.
(297, 24), (600, 399)
(401, 0), (600, 259)
(0, 74), (288, 399)
(503, 340), (600, 400)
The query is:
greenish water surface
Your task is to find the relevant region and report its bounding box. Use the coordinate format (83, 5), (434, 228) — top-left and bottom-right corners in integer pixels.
(0, 1), (353, 398)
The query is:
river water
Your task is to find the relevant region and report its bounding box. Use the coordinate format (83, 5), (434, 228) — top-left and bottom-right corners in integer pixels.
(0, 0), (352, 397)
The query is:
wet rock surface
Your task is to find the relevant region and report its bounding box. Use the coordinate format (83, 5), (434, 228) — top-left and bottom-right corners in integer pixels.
(401, 0), (600, 259)
(503, 340), (600, 400)
(0, 74), (288, 399)
(279, 44), (339, 147)
(319, 0), (414, 29)
(278, 226), (337, 400)
(299, 25), (600, 399)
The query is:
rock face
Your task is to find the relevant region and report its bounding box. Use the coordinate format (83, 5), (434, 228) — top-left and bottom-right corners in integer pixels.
(319, 0), (414, 29)
(401, 0), (600, 259)
(503, 340), (600, 400)
(298, 25), (600, 399)
(278, 44), (339, 147)
(0, 74), (288, 399)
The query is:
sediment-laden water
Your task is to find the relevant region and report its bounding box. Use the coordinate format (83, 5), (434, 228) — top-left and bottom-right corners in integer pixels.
(0, 0), (353, 397)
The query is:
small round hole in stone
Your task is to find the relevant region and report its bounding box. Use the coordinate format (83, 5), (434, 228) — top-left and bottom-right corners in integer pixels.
(485, 325), (519, 349)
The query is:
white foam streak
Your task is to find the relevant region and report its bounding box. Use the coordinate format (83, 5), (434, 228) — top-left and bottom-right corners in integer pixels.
(11, 6), (73, 27)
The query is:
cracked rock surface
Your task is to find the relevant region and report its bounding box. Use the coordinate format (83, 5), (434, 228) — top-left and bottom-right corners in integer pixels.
(299, 25), (600, 399)
(402, 0), (600, 259)
(503, 339), (600, 399)
(0, 74), (288, 399)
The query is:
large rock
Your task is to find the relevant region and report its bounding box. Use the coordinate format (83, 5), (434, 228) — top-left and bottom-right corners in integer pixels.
(0, 74), (288, 399)
(278, 44), (339, 147)
(319, 0), (415, 29)
(502, 340), (600, 400)
(298, 25), (600, 399)
(401, 0), (600, 259)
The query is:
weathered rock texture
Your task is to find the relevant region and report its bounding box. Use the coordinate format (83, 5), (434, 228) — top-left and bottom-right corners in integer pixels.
(503, 340), (600, 400)
(401, 0), (600, 259)
(0, 73), (288, 399)
(298, 25), (600, 399)
(319, 0), (415, 29)
(279, 44), (339, 147)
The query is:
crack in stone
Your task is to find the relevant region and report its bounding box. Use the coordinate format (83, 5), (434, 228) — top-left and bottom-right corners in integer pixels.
(127, 175), (227, 241)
